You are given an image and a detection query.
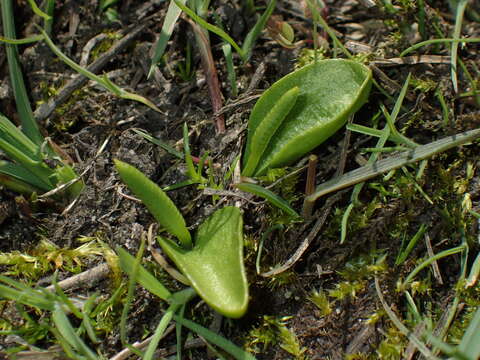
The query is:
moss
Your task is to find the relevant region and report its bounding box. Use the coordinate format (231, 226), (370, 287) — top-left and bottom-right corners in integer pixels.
(245, 315), (307, 358)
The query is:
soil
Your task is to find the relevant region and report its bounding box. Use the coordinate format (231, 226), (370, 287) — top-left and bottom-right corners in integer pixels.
(1, 0), (480, 359)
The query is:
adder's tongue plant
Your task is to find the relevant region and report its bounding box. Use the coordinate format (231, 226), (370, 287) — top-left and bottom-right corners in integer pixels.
(242, 59), (372, 177)
(114, 160), (248, 318)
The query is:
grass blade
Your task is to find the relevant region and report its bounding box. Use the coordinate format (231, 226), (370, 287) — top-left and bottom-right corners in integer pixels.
(133, 129), (184, 159)
(117, 247), (172, 301)
(173, 315), (257, 360)
(451, 0), (469, 93)
(174, 0), (245, 59)
(52, 305), (98, 360)
(0, 161), (50, 192)
(149, 0), (188, 77)
(399, 245), (466, 291)
(307, 128), (480, 202)
(236, 182), (299, 218)
(1, 0), (44, 146)
(242, 0), (276, 60)
(144, 303), (179, 360)
(26, 0), (52, 20)
(457, 308), (480, 359)
(222, 43), (238, 97)
(38, 28), (161, 112)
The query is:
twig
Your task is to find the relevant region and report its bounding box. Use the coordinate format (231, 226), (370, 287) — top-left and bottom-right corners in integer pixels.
(109, 324), (176, 360)
(260, 190), (346, 277)
(425, 232), (444, 285)
(187, 19), (225, 133)
(147, 224), (190, 285)
(45, 263), (110, 292)
(374, 277), (435, 359)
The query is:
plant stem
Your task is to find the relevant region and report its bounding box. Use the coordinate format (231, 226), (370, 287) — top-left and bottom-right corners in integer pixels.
(302, 154), (318, 219)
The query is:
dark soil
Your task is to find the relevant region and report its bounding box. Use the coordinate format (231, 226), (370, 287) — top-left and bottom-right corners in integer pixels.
(1, 0), (480, 359)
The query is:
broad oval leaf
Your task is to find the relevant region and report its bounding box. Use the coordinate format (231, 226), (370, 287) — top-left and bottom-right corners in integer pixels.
(158, 206), (248, 318)
(114, 159), (192, 248)
(243, 59), (372, 176)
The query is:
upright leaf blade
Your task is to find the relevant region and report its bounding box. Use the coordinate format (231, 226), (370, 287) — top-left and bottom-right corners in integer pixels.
(114, 159), (192, 248)
(242, 86), (299, 176)
(117, 248), (172, 301)
(1, 0), (44, 146)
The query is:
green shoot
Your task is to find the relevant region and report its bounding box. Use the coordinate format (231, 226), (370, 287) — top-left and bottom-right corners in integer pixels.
(114, 159), (192, 248)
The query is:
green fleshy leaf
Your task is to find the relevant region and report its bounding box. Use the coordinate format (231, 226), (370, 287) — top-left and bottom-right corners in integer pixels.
(243, 59), (372, 176)
(158, 207), (248, 318)
(114, 159), (192, 248)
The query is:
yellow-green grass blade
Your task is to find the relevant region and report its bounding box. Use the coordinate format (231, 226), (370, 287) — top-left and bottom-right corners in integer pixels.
(117, 247), (172, 302)
(38, 28), (161, 113)
(235, 182), (299, 218)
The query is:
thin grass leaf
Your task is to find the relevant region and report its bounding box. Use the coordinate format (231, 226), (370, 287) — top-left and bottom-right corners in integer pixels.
(307, 128), (480, 202)
(0, 34), (44, 44)
(0, 161), (50, 191)
(399, 37), (480, 57)
(457, 307), (480, 359)
(427, 335), (470, 360)
(399, 245), (466, 291)
(117, 247), (172, 301)
(340, 75), (409, 243)
(176, 304), (186, 360)
(174, 0), (245, 59)
(466, 250), (480, 287)
(26, 0), (52, 19)
(114, 159), (192, 248)
(149, 0), (188, 77)
(374, 277), (437, 359)
(37, 28), (161, 113)
(183, 123), (199, 181)
(52, 305), (98, 360)
(1, 0), (44, 145)
(305, 0), (352, 59)
(0, 282), (54, 311)
(235, 183), (299, 218)
(52, 273), (83, 319)
(144, 303), (179, 360)
(80, 295), (100, 345)
(241, 0), (276, 60)
(222, 43), (237, 97)
(173, 315), (257, 360)
(44, 0), (55, 35)
(119, 237), (144, 347)
(395, 224), (427, 265)
(346, 123), (385, 138)
(133, 128), (184, 159)
(451, 0), (469, 93)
